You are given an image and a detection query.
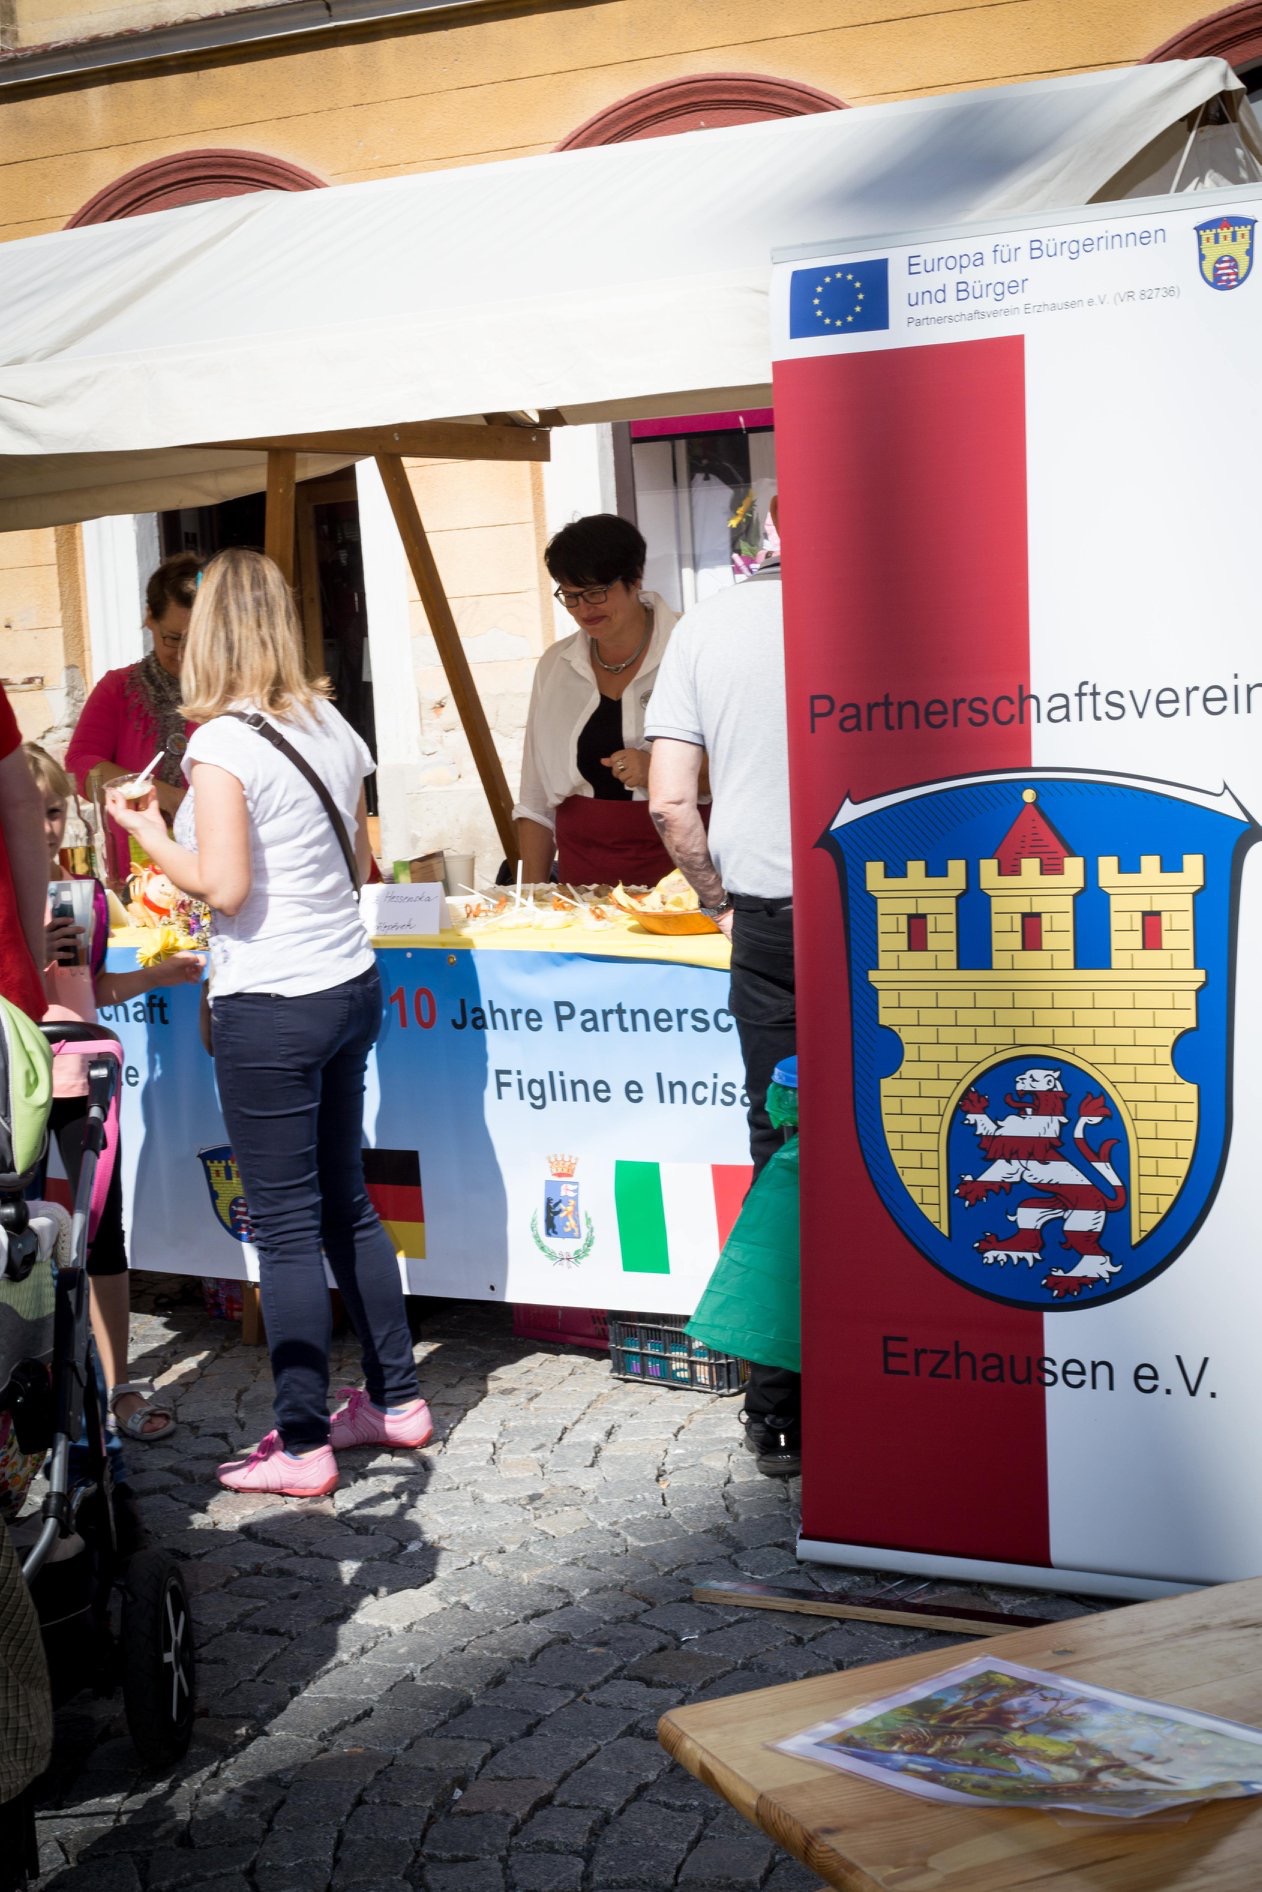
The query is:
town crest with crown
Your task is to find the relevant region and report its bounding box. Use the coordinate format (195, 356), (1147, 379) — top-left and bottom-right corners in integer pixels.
(828, 773), (1257, 1309)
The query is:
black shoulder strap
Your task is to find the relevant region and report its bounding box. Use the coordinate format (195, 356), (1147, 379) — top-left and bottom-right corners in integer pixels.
(224, 710), (361, 894)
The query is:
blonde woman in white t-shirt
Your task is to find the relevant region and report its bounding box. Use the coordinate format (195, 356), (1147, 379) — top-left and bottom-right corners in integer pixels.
(108, 549), (429, 1498)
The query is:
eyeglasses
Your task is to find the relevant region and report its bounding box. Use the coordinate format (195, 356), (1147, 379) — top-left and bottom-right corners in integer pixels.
(553, 584), (612, 611)
(156, 630), (188, 648)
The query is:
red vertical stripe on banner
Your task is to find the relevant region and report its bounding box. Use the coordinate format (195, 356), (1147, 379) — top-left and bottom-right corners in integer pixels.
(774, 339), (1050, 1566)
(366, 1181), (425, 1226)
(711, 1164), (754, 1249)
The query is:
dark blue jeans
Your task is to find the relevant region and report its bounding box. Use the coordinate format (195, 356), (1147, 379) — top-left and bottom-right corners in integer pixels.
(212, 966), (419, 1452)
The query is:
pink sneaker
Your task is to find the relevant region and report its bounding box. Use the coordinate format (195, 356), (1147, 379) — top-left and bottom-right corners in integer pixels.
(217, 1431), (339, 1497)
(329, 1386), (434, 1451)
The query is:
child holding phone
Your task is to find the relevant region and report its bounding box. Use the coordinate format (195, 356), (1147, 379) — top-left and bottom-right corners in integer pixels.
(26, 744), (203, 1444)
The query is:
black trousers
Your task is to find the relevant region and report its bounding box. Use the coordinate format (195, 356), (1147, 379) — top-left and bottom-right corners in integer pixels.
(213, 966), (419, 1451)
(728, 899), (800, 1429)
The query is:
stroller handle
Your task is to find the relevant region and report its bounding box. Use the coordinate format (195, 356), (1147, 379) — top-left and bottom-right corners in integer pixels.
(38, 1023), (123, 1252)
(39, 1021), (121, 1053)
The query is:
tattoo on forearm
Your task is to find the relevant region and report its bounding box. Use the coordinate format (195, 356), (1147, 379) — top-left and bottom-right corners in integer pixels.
(650, 807), (726, 909)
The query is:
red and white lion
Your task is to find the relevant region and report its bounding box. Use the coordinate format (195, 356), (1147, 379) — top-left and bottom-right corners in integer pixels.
(954, 1067), (1127, 1298)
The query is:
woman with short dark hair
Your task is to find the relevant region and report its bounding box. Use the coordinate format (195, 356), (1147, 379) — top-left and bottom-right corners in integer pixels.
(514, 513), (681, 886)
(66, 552), (203, 881)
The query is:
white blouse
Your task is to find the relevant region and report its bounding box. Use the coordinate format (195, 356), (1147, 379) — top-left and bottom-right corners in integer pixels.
(177, 701), (375, 1000)
(513, 592), (680, 832)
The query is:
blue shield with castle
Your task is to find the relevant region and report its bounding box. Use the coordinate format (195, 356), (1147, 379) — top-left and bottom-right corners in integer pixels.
(828, 773), (1257, 1309)
(197, 1144), (255, 1244)
(1195, 213), (1255, 290)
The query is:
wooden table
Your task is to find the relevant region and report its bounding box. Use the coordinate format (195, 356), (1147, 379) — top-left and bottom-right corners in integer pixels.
(658, 1576), (1262, 1891)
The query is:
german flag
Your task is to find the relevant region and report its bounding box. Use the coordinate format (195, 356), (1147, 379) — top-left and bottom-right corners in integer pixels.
(364, 1147), (425, 1260)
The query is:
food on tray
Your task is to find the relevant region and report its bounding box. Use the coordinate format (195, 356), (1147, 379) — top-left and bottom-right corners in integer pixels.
(642, 869), (701, 912)
(452, 885), (619, 933)
(609, 871), (719, 936)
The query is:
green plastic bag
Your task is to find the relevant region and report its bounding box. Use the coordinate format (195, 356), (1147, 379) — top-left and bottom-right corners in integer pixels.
(0, 997), (52, 1190)
(686, 1134), (800, 1374)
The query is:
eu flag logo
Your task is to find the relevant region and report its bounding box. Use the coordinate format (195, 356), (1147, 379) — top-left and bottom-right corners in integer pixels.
(789, 259), (890, 339)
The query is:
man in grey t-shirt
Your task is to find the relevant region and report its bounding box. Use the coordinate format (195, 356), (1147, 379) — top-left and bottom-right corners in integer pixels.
(646, 566), (800, 1477)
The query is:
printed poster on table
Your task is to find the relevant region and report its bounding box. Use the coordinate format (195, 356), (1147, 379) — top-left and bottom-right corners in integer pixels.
(772, 186), (1262, 1585)
(99, 945), (751, 1317)
(776, 1658), (1262, 1818)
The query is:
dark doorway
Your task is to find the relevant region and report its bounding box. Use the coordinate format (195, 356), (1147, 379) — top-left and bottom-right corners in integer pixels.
(160, 476), (378, 812)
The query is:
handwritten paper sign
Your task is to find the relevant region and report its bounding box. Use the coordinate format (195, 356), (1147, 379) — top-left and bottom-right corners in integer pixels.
(360, 883), (451, 938)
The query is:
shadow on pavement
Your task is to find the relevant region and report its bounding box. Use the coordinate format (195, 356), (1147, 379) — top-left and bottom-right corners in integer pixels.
(33, 1283), (509, 1890)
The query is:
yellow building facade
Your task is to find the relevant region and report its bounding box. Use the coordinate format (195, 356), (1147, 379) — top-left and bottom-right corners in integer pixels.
(2, 0), (1260, 864)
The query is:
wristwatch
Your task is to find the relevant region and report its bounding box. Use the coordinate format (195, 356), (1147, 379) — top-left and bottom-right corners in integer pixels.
(700, 897), (731, 920)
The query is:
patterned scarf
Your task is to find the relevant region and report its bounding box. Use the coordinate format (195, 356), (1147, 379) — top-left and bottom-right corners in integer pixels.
(123, 653), (186, 788)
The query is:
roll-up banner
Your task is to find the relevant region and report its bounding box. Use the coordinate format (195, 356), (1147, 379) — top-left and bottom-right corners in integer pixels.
(773, 187), (1262, 1593)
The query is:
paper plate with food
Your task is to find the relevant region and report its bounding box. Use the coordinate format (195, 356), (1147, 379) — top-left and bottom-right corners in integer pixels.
(610, 870), (719, 935)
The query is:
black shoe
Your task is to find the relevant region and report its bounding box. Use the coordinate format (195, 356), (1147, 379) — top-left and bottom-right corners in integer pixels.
(740, 1411), (802, 1479)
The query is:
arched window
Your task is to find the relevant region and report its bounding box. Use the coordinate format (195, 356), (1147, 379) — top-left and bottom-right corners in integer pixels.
(66, 149), (323, 227)
(558, 71), (845, 148)
(64, 150), (378, 785)
(1148, 4), (1262, 101)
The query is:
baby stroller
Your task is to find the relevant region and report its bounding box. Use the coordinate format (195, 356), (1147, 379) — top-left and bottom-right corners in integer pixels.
(0, 1002), (194, 1816)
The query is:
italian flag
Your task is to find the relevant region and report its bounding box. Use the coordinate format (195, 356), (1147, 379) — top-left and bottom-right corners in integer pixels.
(614, 1161), (751, 1275)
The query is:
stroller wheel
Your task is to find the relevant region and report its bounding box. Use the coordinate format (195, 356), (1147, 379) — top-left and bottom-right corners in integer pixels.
(121, 1550), (195, 1767)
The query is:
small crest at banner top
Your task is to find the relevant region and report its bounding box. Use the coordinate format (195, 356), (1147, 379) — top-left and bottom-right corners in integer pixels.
(789, 259), (890, 338)
(198, 1144), (255, 1244)
(533, 1153), (595, 1266)
(1195, 214), (1255, 290)
(827, 773), (1258, 1310)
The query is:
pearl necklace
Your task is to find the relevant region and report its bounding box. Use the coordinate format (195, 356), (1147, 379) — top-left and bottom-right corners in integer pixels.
(591, 609), (651, 675)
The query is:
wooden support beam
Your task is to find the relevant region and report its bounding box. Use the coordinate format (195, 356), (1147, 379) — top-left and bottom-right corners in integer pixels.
(202, 421), (551, 464)
(264, 448), (297, 584)
(294, 489), (325, 678)
(375, 454), (518, 864)
(241, 1282), (264, 1346)
(692, 1581), (1050, 1637)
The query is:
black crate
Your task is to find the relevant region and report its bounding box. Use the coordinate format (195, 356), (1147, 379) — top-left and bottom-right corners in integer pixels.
(607, 1313), (748, 1395)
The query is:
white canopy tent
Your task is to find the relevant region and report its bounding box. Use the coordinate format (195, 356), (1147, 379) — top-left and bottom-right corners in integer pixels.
(2, 57), (1259, 862)
(0, 57), (1258, 531)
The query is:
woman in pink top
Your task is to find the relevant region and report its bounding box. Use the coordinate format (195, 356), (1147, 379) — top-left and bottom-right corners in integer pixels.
(66, 553), (201, 882)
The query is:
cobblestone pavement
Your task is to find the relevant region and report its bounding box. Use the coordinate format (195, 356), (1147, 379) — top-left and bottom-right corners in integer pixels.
(33, 1281), (1092, 1892)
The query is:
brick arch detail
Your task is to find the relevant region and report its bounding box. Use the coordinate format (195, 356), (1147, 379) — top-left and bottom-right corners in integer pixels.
(557, 71), (845, 149)
(1147, 2), (1262, 68)
(67, 149), (325, 227)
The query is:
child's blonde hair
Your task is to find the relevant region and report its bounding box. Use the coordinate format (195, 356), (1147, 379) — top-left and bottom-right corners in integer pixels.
(24, 742), (73, 803)
(180, 547), (329, 724)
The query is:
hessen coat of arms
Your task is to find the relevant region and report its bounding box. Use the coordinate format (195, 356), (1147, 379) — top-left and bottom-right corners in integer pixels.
(198, 1144), (255, 1243)
(828, 773), (1257, 1309)
(1195, 213), (1255, 290)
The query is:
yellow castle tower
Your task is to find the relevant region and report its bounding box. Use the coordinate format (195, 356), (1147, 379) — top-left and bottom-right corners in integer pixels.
(866, 789), (1204, 1241)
